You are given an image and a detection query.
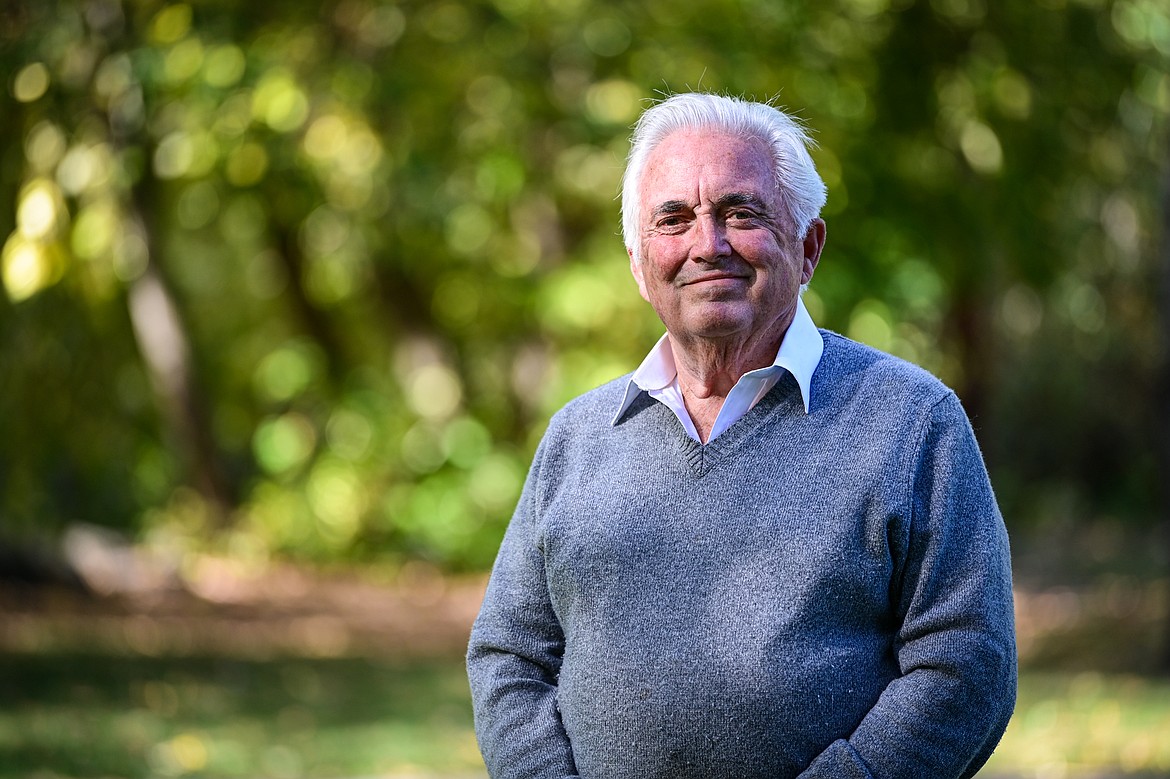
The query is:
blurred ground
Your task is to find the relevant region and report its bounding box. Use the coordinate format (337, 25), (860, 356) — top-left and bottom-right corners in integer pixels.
(0, 555), (486, 663)
(2, 520), (1167, 671)
(0, 520), (1168, 778)
(2, 569), (1166, 673)
(1, 552), (1164, 673)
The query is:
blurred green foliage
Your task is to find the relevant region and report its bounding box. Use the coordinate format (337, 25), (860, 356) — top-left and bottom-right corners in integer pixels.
(2, 0), (1168, 570)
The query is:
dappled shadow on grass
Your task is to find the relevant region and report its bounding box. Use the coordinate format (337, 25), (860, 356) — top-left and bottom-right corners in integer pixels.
(0, 560), (491, 778)
(0, 650), (486, 779)
(986, 522), (1170, 778)
(4, 646), (1169, 779)
(2, 526), (1168, 779)
(984, 670), (1170, 778)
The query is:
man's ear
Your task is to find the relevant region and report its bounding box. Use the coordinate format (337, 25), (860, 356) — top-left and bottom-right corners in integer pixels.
(801, 219), (826, 285)
(629, 247), (650, 302)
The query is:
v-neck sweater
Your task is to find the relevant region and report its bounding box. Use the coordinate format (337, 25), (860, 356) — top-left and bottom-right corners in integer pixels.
(467, 331), (1016, 779)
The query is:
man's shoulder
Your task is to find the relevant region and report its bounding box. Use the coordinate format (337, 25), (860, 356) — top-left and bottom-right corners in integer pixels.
(546, 373), (632, 432)
(816, 330), (953, 407)
(523, 374), (633, 476)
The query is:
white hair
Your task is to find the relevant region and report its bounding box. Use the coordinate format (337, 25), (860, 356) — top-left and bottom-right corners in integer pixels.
(621, 93), (827, 264)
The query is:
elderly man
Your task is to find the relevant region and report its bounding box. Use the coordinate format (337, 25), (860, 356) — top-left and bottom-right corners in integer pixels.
(466, 93), (1016, 779)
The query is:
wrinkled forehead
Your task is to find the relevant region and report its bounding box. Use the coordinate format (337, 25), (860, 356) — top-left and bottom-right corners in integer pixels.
(638, 130), (777, 209)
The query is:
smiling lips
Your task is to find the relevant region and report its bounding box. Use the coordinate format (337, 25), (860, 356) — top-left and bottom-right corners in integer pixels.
(680, 272), (749, 286)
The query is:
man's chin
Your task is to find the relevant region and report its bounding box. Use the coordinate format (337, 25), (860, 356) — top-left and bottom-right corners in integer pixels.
(675, 310), (756, 341)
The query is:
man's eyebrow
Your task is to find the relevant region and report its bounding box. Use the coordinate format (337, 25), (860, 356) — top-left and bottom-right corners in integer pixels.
(649, 193), (771, 220)
(715, 192), (770, 211)
(650, 199), (690, 218)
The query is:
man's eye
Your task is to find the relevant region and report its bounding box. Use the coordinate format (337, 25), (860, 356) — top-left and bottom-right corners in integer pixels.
(657, 216), (687, 228)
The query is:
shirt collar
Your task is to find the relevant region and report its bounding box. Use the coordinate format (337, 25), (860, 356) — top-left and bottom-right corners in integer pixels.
(612, 296), (824, 426)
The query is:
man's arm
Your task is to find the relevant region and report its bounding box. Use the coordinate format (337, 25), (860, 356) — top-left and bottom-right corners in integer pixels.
(799, 392), (1017, 779)
(466, 440), (580, 779)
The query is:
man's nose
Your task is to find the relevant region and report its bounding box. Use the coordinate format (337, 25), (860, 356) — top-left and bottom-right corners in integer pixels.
(691, 214), (731, 262)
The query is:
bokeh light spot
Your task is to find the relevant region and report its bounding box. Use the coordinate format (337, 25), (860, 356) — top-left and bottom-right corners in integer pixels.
(57, 144), (111, 196)
(13, 62), (50, 102)
(253, 70), (309, 133)
(999, 284), (1043, 337)
(959, 120), (1003, 174)
(149, 3), (193, 44)
(25, 122), (67, 172)
(170, 732), (209, 773)
(204, 44), (246, 88)
(358, 4), (406, 48)
(847, 299), (894, 351)
(72, 201), (119, 260)
(445, 203), (494, 256)
(17, 180), (63, 239)
(303, 115), (347, 160)
(994, 69), (1033, 119)
(2, 235), (57, 302)
(225, 142), (269, 187)
(164, 37), (205, 84)
(253, 413), (317, 475)
(406, 363), (463, 420)
(584, 79), (642, 125)
(468, 452), (523, 512)
(442, 416), (492, 469)
(255, 343), (317, 402)
(154, 132), (195, 179)
(307, 462), (364, 545)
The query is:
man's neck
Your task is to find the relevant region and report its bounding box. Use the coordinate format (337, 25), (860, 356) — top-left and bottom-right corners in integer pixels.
(669, 316), (792, 442)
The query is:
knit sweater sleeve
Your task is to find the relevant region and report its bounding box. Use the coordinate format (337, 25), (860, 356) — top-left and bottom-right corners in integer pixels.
(466, 435), (580, 779)
(798, 392), (1017, 779)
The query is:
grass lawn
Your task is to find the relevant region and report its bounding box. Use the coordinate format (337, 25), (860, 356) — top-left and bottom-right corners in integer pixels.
(987, 672), (1170, 778)
(2, 526), (1167, 779)
(0, 652), (486, 779)
(2, 649), (1169, 779)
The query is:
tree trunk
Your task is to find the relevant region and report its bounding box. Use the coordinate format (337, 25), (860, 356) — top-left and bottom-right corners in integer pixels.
(126, 170), (236, 523)
(94, 11), (236, 526)
(1159, 138), (1170, 674)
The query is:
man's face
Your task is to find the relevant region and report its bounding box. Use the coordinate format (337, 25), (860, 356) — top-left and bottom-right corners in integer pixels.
(630, 130), (823, 347)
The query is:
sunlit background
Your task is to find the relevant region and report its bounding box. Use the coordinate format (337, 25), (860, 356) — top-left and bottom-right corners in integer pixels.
(1, 0), (1168, 777)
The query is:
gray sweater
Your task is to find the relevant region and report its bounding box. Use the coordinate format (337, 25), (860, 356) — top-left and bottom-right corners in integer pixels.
(467, 332), (1016, 779)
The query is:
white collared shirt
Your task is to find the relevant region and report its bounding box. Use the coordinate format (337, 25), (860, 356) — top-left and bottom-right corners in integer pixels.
(612, 297), (824, 443)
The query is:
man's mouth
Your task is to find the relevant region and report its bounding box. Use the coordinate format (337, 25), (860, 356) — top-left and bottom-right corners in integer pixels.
(681, 273), (748, 286)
